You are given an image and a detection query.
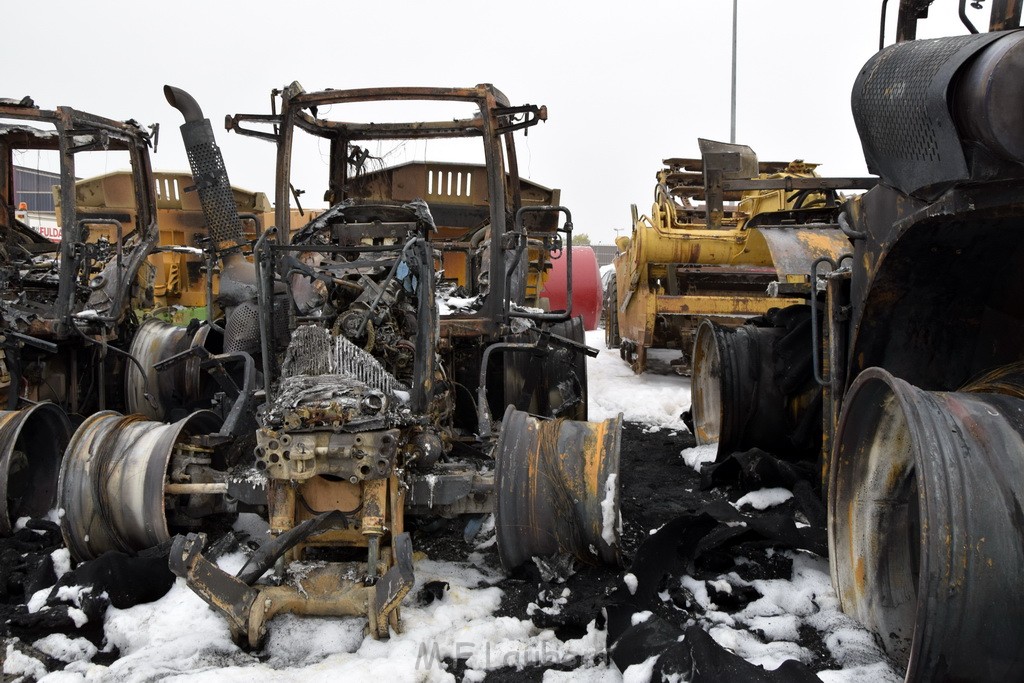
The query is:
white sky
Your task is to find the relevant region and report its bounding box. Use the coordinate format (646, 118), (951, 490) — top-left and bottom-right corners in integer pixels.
(5, 0), (989, 244)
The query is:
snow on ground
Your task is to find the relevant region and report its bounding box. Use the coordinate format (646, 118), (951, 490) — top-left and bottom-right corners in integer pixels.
(585, 332), (691, 431)
(676, 552), (900, 681)
(733, 487), (795, 511)
(13, 328), (895, 682)
(584, 330), (898, 682)
(21, 547), (612, 682)
(49, 554), (614, 682)
(680, 443), (718, 471)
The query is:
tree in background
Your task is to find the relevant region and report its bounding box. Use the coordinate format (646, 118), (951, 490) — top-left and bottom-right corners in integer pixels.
(571, 233), (592, 246)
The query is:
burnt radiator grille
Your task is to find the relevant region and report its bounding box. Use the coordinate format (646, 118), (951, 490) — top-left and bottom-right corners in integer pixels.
(282, 324), (396, 394)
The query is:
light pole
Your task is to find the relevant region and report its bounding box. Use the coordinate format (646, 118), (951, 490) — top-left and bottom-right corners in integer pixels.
(730, 0), (738, 144)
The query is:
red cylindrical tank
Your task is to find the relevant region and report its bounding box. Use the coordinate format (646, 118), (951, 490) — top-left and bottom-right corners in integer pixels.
(541, 246), (601, 330)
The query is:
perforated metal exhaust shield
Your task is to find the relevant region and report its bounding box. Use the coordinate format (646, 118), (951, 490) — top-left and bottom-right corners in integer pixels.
(179, 118), (245, 248)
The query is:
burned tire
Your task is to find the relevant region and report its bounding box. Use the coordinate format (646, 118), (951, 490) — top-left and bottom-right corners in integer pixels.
(552, 316), (589, 422)
(0, 404), (72, 534)
(127, 318), (223, 421)
(493, 406), (622, 571)
(501, 316), (589, 422)
(830, 367), (1024, 681)
(59, 410), (224, 561)
(690, 307), (820, 460)
(691, 320), (789, 456)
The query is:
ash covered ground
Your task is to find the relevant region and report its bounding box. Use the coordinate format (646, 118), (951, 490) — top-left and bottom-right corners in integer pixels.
(0, 333), (899, 682)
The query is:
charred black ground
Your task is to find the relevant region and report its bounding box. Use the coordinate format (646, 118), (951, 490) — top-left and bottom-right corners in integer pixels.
(428, 422), (849, 682)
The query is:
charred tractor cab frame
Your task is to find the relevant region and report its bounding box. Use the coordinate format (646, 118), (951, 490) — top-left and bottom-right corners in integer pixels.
(140, 83), (623, 644)
(0, 98), (158, 533)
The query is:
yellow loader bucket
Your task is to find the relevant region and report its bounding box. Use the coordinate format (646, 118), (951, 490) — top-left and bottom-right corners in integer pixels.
(493, 405), (623, 571)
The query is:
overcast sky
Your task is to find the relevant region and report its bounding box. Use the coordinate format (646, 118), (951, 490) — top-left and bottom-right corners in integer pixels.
(6, 0), (987, 244)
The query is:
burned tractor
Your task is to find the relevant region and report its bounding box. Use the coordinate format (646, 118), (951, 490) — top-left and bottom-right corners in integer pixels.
(690, 2), (1024, 679)
(51, 83), (621, 645)
(608, 141), (872, 374)
(0, 99), (159, 532)
(69, 169), (279, 326)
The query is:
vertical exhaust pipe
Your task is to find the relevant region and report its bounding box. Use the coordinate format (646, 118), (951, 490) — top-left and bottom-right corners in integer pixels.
(163, 85), (245, 250)
(165, 85), (262, 353)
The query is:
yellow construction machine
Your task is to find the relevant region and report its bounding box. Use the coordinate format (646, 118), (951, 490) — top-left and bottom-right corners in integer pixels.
(58, 170), (322, 324)
(606, 139), (872, 373)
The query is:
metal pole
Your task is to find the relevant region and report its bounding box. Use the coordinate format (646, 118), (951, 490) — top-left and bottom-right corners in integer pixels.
(731, 0), (738, 144)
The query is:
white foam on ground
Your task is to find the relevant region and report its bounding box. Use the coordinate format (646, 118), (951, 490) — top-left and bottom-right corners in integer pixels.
(51, 548), (72, 579)
(621, 654), (659, 683)
(4, 641), (48, 679)
(816, 661), (904, 682)
(585, 331), (691, 431)
(680, 443), (718, 471)
(27, 587), (49, 614)
(66, 556), (609, 681)
(733, 487), (794, 510)
(666, 552), (898, 679)
(601, 473), (619, 547)
(33, 633), (98, 664)
(630, 611), (653, 626)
